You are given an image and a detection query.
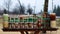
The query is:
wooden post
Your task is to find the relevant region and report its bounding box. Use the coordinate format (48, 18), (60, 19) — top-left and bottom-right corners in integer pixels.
(44, 0), (49, 13)
(20, 31), (24, 34)
(43, 0), (49, 34)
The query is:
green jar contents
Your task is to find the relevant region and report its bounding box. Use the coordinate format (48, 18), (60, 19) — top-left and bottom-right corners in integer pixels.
(20, 17), (23, 22)
(15, 18), (19, 22)
(8, 18), (10, 22)
(28, 18), (33, 22)
(20, 19), (23, 22)
(33, 18), (37, 22)
(10, 18), (14, 23)
(24, 19), (28, 22)
(3, 14), (9, 21)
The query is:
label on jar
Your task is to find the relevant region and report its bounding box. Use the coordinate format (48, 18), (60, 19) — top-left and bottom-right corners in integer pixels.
(51, 21), (56, 28)
(3, 22), (8, 28)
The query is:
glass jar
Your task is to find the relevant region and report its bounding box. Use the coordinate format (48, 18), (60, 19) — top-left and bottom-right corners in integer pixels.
(50, 13), (56, 21)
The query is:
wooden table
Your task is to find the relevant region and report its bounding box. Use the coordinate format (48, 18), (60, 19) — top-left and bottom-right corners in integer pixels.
(2, 28), (58, 34)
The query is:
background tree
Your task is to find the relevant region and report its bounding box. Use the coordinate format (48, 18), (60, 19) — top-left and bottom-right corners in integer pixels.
(53, 5), (60, 16)
(20, 5), (25, 14)
(17, 0), (25, 14)
(13, 8), (19, 14)
(27, 5), (33, 14)
(4, 0), (12, 14)
(53, 5), (57, 13)
(4, 9), (7, 14)
(38, 10), (43, 14)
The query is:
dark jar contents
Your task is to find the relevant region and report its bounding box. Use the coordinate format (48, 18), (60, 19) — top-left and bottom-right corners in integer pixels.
(50, 13), (56, 21)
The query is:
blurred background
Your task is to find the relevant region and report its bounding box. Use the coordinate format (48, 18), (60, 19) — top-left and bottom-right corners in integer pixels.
(0, 0), (60, 15)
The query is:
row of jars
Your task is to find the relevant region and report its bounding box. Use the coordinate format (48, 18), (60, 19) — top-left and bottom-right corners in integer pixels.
(8, 23), (42, 29)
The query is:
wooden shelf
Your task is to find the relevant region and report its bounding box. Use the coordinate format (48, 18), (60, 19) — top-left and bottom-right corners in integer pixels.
(2, 28), (58, 31)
